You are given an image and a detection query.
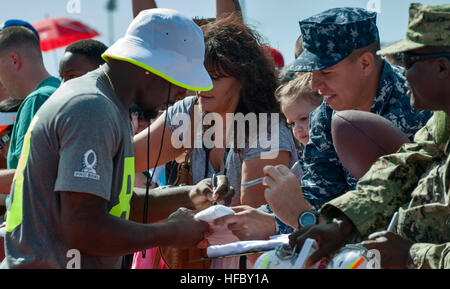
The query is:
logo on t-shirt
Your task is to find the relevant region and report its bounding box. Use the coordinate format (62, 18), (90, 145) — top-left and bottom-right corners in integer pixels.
(74, 149), (100, 181)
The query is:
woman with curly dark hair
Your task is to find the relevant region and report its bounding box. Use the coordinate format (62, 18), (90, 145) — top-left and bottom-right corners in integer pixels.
(133, 12), (301, 269)
(200, 15), (279, 117)
(134, 13), (301, 209)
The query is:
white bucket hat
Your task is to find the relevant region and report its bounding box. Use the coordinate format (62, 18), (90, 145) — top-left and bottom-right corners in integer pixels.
(102, 8), (212, 91)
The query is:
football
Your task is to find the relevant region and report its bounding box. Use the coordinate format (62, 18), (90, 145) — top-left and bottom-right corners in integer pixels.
(331, 110), (410, 179)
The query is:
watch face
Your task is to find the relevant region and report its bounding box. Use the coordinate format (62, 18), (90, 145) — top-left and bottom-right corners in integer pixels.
(301, 212), (317, 227)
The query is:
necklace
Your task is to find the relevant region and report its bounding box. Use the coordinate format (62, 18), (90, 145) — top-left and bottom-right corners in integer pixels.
(101, 65), (115, 92)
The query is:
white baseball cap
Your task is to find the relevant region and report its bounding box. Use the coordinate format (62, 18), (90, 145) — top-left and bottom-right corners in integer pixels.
(102, 8), (212, 91)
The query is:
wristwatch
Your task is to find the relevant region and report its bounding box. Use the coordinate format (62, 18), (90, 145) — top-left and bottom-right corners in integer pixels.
(297, 210), (320, 229)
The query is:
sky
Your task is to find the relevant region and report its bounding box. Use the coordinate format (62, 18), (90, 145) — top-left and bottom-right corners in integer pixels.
(1, 0), (449, 77)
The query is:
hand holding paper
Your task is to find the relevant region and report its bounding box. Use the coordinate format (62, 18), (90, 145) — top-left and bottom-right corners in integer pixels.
(194, 205), (240, 248)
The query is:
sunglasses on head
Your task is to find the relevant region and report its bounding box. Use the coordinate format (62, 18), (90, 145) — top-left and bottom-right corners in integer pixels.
(401, 52), (450, 70)
(0, 133), (10, 150)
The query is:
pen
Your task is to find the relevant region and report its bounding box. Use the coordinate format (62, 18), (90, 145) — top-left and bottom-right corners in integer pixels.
(211, 173), (217, 205)
(386, 211), (398, 232)
(290, 160), (302, 174)
(241, 177), (265, 188)
(241, 159), (302, 188)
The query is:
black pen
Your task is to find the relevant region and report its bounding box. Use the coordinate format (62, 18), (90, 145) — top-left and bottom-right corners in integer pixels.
(211, 173), (217, 206)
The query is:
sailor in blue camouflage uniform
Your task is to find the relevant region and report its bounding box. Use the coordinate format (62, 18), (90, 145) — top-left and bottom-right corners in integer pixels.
(289, 7), (432, 209)
(288, 3), (450, 268)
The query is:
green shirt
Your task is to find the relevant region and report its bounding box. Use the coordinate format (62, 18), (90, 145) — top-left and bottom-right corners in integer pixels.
(7, 76), (60, 169)
(321, 111), (450, 269)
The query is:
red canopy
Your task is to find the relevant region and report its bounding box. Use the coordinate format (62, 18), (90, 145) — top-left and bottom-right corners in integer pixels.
(32, 18), (99, 52)
(262, 45), (285, 68)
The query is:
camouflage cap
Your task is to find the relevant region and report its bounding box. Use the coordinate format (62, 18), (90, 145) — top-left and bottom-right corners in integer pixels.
(289, 7), (379, 72)
(378, 3), (450, 56)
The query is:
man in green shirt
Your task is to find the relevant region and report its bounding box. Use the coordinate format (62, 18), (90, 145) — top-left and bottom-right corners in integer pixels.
(288, 3), (450, 269)
(0, 24), (60, 192)
(7, 76), (60, 169)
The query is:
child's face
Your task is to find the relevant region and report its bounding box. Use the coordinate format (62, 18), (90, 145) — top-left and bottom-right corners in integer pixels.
(282, 98), (319, 146)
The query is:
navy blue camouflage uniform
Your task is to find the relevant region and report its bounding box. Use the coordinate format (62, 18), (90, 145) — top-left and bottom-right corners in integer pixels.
(262, 7), (432, 235)
(302, 61), (432, 209)
(291, 7), (432, 209)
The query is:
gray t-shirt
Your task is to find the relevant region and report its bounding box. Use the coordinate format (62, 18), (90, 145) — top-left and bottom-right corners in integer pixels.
(167, 96), (301, 206)
(1, 69), (135, 269)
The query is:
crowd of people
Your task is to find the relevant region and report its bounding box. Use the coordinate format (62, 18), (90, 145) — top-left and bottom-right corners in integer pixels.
(0, 0), (448, 269)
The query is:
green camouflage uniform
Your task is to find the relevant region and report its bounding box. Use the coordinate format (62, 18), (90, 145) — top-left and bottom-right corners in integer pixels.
(321, 3), (450, 269)
(321, 111), (450, 269)
(376, 4), (450, 56)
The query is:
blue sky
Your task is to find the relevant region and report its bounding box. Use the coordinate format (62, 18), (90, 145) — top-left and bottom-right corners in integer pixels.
(1, 0), (449, 77)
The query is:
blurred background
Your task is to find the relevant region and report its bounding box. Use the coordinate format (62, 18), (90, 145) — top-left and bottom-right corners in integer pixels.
(1, 0), (449, 77)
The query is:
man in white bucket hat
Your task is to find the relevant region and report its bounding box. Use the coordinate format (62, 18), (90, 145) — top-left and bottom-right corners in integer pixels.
(0, 8), (232, 269)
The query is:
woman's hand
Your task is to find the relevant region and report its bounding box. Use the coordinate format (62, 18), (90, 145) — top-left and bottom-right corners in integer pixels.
(189, 175), (235, 210)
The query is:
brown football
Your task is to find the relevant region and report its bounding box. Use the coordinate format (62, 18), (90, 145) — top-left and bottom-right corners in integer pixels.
(331, 110), (410, 179)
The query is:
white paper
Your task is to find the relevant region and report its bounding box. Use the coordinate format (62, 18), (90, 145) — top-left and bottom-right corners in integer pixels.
(194, 204), (235, 222)
(206, 234), (290, 258)
(194, 205), (239, 246)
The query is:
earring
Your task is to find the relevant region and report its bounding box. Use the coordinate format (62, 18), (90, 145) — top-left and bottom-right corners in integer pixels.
(145, 71), (150, 75)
